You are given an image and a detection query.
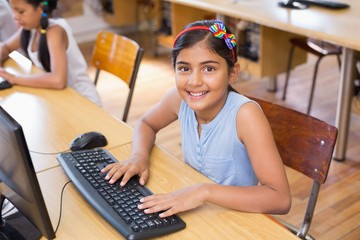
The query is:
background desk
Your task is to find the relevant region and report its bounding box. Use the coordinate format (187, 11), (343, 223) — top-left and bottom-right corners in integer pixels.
(163, 0), (359, 161)
(38, 144), (299, 239)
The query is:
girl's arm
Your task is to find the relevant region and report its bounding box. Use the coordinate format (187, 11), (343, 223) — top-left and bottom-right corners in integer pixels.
(2, 25), (68, 89)
(230, 101), (291, 214)
(102, 87), (182, 186)
(138, 101), (291, 216)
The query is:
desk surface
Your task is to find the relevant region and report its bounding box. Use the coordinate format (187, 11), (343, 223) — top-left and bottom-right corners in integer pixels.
(38, 144), (299, 239)
(169, 0), (359, 51)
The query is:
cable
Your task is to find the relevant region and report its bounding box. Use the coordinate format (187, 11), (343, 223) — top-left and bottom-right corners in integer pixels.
(29, 149), (71, 155)
(54, 180), (72, 234)
(29, 142), (131, 156)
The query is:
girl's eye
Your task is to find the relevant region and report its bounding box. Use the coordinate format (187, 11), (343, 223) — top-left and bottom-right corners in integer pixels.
(204, 66), (215, 72)
(177, 66), (189, 72)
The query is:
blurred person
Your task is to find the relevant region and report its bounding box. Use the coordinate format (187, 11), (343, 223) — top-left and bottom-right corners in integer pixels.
(0, 0), (101, 106)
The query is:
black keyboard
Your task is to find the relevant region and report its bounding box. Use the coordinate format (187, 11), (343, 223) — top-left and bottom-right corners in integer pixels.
(57, 149), (186, 240)
(296, 0), (350, 9)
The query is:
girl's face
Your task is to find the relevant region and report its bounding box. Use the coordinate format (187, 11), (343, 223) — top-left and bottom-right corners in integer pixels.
(10, 0), (42, 30)
(175, 41), (238, 122)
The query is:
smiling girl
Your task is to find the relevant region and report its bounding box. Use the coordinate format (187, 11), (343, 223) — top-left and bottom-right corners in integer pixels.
(102, 20), (291, 217)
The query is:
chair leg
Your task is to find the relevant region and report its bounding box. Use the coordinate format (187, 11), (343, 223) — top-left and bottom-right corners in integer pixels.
(122, 86), (135, 123)
(307, 56), (323, 114)
(306, 53), (341, 114)
(274, 218), (316, 240)
(307, 53), (341, 114)
(282, 45), (296, 100)
(94, 69), (100, 86)
(336, 54), (341, 70)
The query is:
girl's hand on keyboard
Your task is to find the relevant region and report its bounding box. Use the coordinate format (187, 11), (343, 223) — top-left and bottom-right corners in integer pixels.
(101, 157), (150, 186)
(138, 184), (207, 217)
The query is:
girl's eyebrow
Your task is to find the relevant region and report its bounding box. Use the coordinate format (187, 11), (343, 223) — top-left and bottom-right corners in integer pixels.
(176, 60), (220, 65)
(12, 7), (24, 11)
(175, 61), (189, 65)
(201, 60), (220, 65)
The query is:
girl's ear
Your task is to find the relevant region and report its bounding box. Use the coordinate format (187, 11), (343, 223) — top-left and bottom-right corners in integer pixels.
(229, 63), (240, 84)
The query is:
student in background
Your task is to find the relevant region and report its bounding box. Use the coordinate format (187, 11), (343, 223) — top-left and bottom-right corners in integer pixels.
(0, 0), (18, 42)
(102, 20), (291, 217)
(0, 0), (101, 106)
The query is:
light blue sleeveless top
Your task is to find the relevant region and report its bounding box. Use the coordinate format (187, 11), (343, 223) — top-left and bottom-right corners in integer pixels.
(178, 91), (258, 186)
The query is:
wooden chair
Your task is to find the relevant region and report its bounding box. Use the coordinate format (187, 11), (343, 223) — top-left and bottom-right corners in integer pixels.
(282, 38), (342, 114)
(91, 31), (144, 122)
(248, 96), (338, 239)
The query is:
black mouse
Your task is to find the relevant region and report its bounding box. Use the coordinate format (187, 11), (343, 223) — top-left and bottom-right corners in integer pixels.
(69, 131), (108, 151)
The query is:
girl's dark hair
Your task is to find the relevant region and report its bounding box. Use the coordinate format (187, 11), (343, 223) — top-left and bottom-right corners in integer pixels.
(20, 0), (58, 72)
(172, 20), (238, 71)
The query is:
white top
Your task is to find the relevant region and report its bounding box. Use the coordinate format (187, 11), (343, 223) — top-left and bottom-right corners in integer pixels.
(27, 18), (102, 106)
(0, 0), (17, 42)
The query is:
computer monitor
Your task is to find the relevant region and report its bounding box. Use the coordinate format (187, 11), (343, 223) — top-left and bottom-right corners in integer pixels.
(0, 106), (55, 239)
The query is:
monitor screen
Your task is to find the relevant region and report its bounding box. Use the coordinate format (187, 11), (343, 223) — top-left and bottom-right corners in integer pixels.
(0, 106), (55, 239)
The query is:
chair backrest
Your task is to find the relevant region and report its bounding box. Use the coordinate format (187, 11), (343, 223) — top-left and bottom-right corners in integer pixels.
(91, 31), (144, 122)
(248, 96), (338, 239)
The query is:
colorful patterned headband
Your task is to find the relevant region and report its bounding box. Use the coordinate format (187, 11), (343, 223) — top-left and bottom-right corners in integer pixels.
(173, 20), (237, 62)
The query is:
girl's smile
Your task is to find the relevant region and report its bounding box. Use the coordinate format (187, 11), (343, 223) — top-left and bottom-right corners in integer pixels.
(187, 90), (208, 97)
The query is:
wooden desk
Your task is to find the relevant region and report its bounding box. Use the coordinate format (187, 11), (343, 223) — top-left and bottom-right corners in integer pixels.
(0, 86), (133, 172)
(38, 144), (299, 239)
(165, 0), (359, 160)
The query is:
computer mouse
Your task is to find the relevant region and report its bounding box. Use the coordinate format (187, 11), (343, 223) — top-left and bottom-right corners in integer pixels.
(0, 77), (12, 90)
(69, 131), (108, 151)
